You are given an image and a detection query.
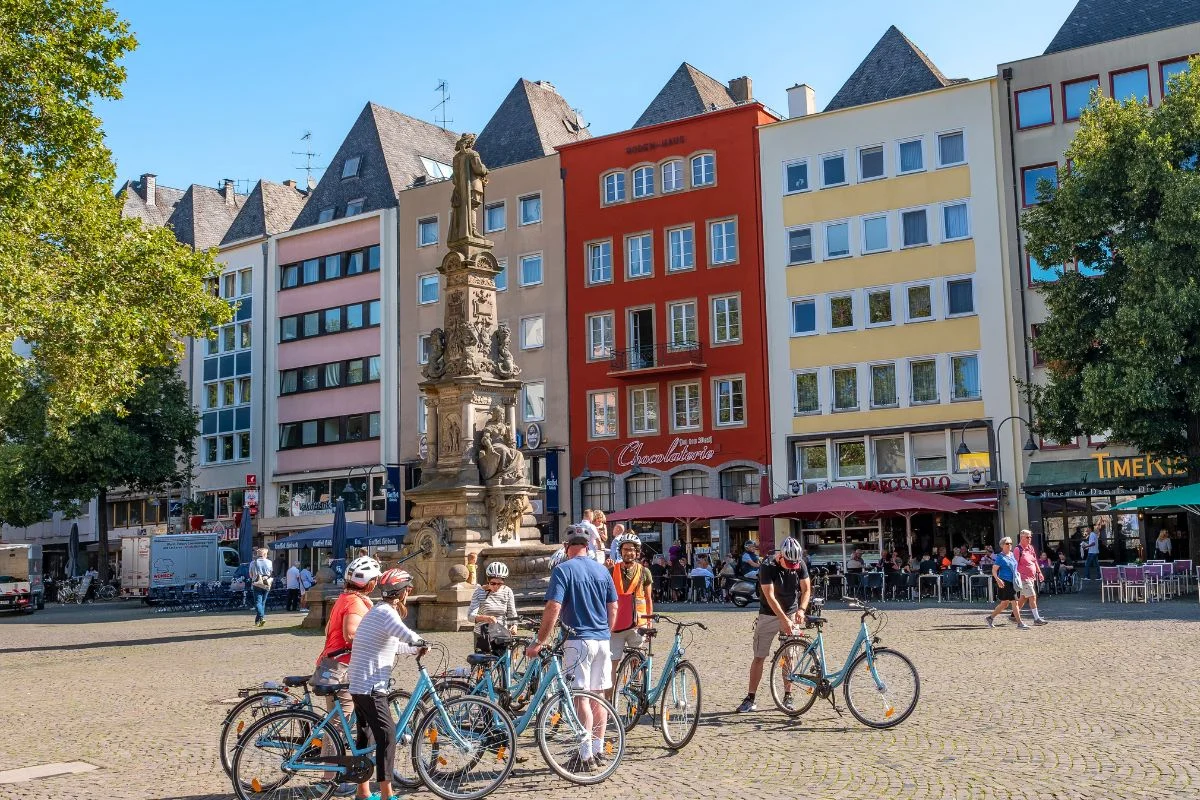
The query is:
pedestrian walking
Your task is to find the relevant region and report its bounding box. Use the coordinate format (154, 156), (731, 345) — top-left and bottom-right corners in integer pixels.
(248, 548), (273, 627)
(737, 537), (810, 713)
(985, 537), (1027, 630)
(299, 564), (315, 611)
(1154, 530), (1173, 559)
(527, 526), (618, 772)
(285, 563), (301, 612)
(1013, 530), (1048, 625)
(1083, 527), (1100, 580)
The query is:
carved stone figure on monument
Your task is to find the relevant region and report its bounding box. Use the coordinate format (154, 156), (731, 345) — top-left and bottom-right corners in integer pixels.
(486, 492), (528, 542)
(442, 415), (461, 456)
(477, 406), (525, 485)
(446, 319), (481, 375)
(492, 322), (520, 379)
(422, 328), (447, 379)
(448, 133), (488, 244)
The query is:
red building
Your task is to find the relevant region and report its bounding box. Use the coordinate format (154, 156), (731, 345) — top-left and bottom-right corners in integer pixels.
(558, 64), (778, 556)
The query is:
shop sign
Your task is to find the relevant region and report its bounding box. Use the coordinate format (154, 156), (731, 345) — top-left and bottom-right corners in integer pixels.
(855, 476), (952, 492)
(545, 451), (560, 514)
(1034, 483), (1176, 500)
(1090, 453), (1187, 481)
(525, 423), (543, 451)
(625, 134), (686, 155)
(616, 436), (716, 468)
(290, 496), (334, 516)
(246, 474), (257, 486)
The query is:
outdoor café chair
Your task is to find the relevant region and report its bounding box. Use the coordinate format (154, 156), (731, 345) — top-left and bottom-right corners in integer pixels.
(1100, 566), (1122, 603)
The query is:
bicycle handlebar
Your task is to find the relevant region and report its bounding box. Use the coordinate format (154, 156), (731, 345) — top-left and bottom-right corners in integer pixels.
(641, 613), (708, 631)
(845, 599), (879, 621)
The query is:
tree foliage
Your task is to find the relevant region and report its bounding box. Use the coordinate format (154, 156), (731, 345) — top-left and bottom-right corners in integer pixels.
(0, 0), (230, 425)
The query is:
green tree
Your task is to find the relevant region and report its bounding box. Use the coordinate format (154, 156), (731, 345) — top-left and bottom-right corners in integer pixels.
(0, 0), (229, 426)
(0, 366), (198, 581)
(1022, 57), (1200, 558)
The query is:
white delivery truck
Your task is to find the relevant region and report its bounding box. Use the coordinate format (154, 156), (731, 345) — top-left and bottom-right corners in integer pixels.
(147, 534), (240, 602)
(119, 535), (153, 598)
(0, 543), (44, 613)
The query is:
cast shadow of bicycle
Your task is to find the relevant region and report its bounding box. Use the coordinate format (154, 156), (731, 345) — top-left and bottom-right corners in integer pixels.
(0, 624), (316, 655)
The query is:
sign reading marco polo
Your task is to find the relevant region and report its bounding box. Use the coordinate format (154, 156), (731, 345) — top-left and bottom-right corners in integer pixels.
(1089, 452), (1188, 480)
(617, 436), (717, 468)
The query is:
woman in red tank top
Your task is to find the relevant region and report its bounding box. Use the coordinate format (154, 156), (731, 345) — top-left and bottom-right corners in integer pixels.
(312, 557), (380, 715)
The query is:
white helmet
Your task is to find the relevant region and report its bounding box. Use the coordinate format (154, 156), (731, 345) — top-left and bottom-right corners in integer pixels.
(345, 556), (382, 588)
(485, 561), (509, 579)
(780, 537), (804, 563)
(615, 532), (642, 550)
(549, 547), (568, 570)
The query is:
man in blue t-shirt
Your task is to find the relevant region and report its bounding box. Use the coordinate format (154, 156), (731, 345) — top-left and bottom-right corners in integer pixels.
(528, 526), (617, 771)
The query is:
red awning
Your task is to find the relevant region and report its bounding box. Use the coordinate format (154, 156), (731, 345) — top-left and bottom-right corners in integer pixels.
(757, 486), (925, 519)
(604, 494), (759, 525)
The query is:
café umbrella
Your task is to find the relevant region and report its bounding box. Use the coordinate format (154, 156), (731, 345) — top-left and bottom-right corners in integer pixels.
(67, 522), (81, 577)
(330, 497), (348, 569)
(237, 504), (254, 566)
(605, 494), (759, 560)
(887, 488), (984, 559)
(1112, 482), (1200, 513)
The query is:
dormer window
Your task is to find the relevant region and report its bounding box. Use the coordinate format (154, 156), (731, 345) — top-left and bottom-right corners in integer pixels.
(317, 207), (335, 224)
(341, 156), (361, 179)
(419, 157), (453, 179)
(345, 198), (365, 216)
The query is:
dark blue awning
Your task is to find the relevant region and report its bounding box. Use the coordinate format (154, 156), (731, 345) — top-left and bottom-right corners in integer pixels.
(270, 523), (407, 551)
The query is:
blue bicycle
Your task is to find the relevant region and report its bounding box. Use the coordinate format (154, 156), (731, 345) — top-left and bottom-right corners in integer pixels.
(768, 598), (920, 728)
(612, 613), (706, 748)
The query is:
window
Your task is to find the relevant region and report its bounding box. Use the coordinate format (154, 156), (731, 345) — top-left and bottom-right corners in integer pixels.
(709, 219), (737, 264)
(317, 207), (335, 224)
(1016, 85), (1054, 128)
(222, 272), (237, 298)
(589, 390), (617, 438)
(484, 202), (505, 232)
(237, 378), (251, 404)
(662, 160), (684, 192)
(222, 379), (235, 406)
(672, 383), (701, 430)
(520, 316), (544, 349)
(341, 156), (361, 179)
(581, 477), (614, 512)
(942, 202), (970, 240)
(946, 278), (975, 316)
(1063, 77), (1100, 121)
(417, 398), (427, 434)
(667, 227), (694, 271)
(223, 325), (236, 351)
(302, 312), (319, 337)
(281, 264), (300, 289)
(791, 299), (816, 335)
(238, 433), (251, 460)
(302, 259), (319, 284)
(495, 258), (508, 291)
(367, 299), (380, 326)
(835, 441), (867, 479)
(799, 444), (828, 481)
(519, 194), (541, 224)
(1022, 164), (1058, 206)
(785, 159), (809, 193)
(898, 139), (924, 173)
(867, 289), (892, 326)
(626, 475), (661, 507)
(1111, 66), (1150, 104)
(672, 469), (706, 496)
(345, 250), (364, 276)
(280, 317), (298, 342)
(418, 217), (438, 247)
(859, 145), (884, 181)
(367, 355), (380, 382)
(874, 437), (906, 476)
(345, 304), (363, 330)
(712, 295), (741, 343)
(632, 165), (655, 198)
(825, 221), (850, 258)
(906, 285), (933, 321)
(323, 254), (342, 281)
(523, 382), (545, 421)
(205, 383), (219, 408)
(367, 245), (380, 271)
(937, 131), (965, 166)
(721, 467), (759, 504)
(418, 274), (439, 304)
(631, 387), (658, 434)
(587, 240), (613, 284)
(418, 334), (430, 365)
(787, 227), (813, 264)
(668, 301), (697, 346)
(829, 295), (854, 331)
(344, 198), (364, 217)
(627, 235), (652, 278)
(519, 253), (543, 286)
(691, 154), (715, 186)
(1161, 59), (1191, 96)
(587, 313), (614, 360)
(901, 209), (929, 247)
(1031, 324), (1044, 367)
(912, 431), (947, 474)
(832, 367), (858, 411)
(603, 172), (626, 204)
(821, 153), (846, 187)
(346, 359), (363, 384)
(714, 377), (745, 425)
(870, 363), (897, 408)
(862, 215), (888, 253)
(951, 354), (981, 400)
(794, 371), (819, 415)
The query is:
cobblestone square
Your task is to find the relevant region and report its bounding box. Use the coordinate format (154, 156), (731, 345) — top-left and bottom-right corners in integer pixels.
(2, 591), (1198, 800)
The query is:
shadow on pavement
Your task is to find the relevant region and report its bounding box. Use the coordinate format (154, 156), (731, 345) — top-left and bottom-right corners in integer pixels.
(0, 624), (311, 654)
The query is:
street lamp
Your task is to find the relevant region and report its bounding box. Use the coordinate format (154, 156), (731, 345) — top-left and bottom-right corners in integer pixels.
(345, 464), (396, 549)
(581, 445), (615, 514)
(955, 416), (1039, 545)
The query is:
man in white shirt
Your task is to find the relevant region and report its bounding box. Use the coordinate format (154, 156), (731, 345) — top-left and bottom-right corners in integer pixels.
(285, 563), (302, 612)
(578, 509), (602, 560)
(1083, 527), (1100, 580)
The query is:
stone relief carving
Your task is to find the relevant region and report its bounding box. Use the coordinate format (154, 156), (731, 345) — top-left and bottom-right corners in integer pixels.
(422, 328), (446, 379)
(486, 492), (527, 543)
(440, 415), (461, 456)
(492, 322), (520, 379)
(477, 406), (525, 486)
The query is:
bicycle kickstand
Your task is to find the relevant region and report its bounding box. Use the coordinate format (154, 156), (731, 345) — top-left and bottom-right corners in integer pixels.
(826, 693), (844, 717)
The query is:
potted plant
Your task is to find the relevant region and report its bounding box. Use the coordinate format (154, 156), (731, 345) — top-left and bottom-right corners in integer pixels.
(182, 499), (205, 531)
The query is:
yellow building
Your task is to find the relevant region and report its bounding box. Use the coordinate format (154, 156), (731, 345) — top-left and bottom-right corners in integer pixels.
(760, 27), (1020, 561)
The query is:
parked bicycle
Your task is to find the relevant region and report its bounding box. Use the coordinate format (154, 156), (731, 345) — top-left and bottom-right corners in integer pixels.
(768, 598), (920, 728)
(612, 613), (706, 749)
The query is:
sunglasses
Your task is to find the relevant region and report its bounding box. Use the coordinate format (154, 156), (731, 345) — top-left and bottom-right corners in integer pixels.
(487, 580), (504, 586)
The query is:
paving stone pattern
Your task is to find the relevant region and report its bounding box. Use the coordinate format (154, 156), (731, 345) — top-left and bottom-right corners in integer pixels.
(1, 591), (1198, 800)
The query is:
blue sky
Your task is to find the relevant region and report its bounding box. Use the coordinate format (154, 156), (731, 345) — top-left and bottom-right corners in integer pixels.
(100, 0), (1079, 192)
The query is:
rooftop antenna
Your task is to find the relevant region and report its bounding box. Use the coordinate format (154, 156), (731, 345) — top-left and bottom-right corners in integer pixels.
(291, 130), (323, 188)
(432, 80), (452, 129)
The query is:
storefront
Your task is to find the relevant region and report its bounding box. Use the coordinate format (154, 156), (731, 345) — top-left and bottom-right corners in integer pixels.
(1024, 454), (1188, 562)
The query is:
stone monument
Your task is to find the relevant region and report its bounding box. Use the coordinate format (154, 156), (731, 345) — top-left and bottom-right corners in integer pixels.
(397, 133), (557, 631)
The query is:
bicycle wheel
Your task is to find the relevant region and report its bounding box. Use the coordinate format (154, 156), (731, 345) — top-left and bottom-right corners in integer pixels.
(769, 639), (820, 717)
(387, 689), (424, 789)
(413, 696), (516, 800)
(433, 678), (474, 702)
(843, 646), (920, 729)
(612, 650), (646, 732)
(535, 690), (624, 785)
(658, 660), (701, 750)
(219, 689), (292, 776)
(230, 709), (337, 800)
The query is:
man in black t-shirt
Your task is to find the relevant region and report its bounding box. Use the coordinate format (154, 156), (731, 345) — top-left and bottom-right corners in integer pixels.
(736, 537), (811, 713)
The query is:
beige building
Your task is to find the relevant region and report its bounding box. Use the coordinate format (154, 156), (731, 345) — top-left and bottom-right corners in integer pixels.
(997, 0), (1200, 559)
(397, 79), (589, 540)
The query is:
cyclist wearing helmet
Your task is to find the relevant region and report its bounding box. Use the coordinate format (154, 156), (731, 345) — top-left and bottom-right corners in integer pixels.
(608, 532), (653, 700)
(311, 556), (381, 718)
(468, 560), (518, 653)
(736, 537), (810, 714)
(348, 568), (426, 800)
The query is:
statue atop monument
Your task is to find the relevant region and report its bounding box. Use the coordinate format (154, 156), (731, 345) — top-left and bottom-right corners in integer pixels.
(448, 133), (489, 244)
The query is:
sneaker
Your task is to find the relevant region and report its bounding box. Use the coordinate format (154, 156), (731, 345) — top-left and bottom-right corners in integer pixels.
(1033, 618), (1049, 626)
(563, 752), (596, 773)
(984, 615), (995, 628)
(736, 697), (757, 713)
(782, 692), (795, 711)
(1017, 623), (1031, 630)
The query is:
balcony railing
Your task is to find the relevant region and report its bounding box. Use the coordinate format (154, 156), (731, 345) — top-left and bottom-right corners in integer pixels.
(609, 341), (706, 376)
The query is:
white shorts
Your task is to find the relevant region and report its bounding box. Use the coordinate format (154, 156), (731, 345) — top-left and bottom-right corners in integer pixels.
(562, 638), (612, 691)
(609, 628), (645, 661)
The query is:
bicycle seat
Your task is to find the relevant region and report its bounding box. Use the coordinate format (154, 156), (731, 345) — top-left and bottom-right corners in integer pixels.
(283, 676), (309, 688)
(312, 683), (348, 697)
(806, 615), (827, 626)
(466, 653), (499, 666)
(636, 627), (658, 637)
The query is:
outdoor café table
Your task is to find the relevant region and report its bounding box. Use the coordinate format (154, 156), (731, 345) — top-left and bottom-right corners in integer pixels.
(966, 571), (993, 602)
(918, 572), (942, 602)
(824, 573), (845, 601)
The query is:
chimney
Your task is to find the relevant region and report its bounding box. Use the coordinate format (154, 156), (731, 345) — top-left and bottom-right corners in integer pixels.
(728, 76), (752, 104)
(141, 173), (157, 205)
(282, 179), (297, 189)
(222, 178), (236, 206)
(787, 84), (817, 118)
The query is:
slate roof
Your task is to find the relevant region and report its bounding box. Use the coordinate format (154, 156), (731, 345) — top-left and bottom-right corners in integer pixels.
(633, 63), (738, 129)
(117, 176), (186, 229)
(475, 79), (591, 169)
(292, 102), (459, 230)
(1045, 0), (1200, 54)
(166, 183), (246, 251)
(222, 180), (309, 245)
(824, 26), (964, 113)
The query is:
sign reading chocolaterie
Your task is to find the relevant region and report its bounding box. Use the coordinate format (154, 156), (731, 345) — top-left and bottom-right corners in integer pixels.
(625, 135), (686, 155)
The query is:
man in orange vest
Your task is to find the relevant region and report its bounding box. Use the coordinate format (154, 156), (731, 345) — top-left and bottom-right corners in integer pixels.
(608, 532), (653, 701)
